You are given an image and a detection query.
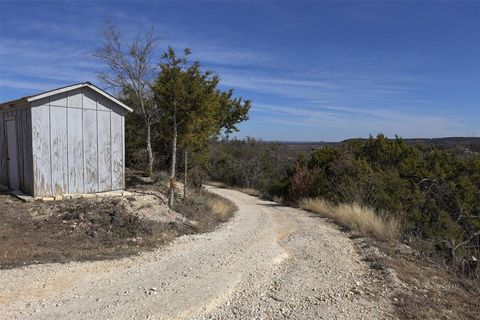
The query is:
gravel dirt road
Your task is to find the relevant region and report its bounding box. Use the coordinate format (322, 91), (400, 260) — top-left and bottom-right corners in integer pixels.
(0, 187), (396, 319)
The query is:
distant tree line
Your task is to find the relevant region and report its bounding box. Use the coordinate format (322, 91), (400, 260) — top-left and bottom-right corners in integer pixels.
(207, 138), (300, 192)
(208, 135), (480, 277)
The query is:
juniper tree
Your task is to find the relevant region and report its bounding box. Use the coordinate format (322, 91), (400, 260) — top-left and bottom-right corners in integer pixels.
(153, 47), (250, 206)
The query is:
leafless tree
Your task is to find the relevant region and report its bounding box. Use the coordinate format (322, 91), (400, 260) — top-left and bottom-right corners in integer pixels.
(94, 26), (160, 177)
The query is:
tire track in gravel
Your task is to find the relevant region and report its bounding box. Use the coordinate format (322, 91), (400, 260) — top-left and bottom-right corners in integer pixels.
(0, 187), (395, 319)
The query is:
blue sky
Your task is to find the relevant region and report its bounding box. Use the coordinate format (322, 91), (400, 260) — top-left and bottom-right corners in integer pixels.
(0, 1), (479, 141)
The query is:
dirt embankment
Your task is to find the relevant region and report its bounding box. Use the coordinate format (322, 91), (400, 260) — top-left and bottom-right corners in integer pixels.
(0, 175), (235, 269)
(355, 237), (480, 320)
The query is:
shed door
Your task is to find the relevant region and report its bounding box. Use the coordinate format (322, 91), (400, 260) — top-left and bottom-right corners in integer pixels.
(6, 119), (19, 190)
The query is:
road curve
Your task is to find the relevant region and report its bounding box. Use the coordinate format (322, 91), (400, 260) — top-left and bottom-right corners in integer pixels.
(0, 187), (395, 319)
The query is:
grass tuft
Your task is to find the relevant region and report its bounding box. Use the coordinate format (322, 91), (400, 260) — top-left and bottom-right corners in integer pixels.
(175, 190), (237, 232)
(299, 198), (401, 241)
(207, 196), (237, 221)
(235, 187), (262, 197)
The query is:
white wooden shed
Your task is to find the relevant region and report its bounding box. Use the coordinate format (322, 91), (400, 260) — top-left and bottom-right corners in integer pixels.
(0, 82), (132, 197)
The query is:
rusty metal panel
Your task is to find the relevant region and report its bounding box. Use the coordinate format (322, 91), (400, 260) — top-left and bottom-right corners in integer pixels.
(50, 106), (68, 194)
(67, 107), (84, 193)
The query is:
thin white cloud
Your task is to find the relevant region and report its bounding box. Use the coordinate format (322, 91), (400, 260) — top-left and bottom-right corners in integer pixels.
(0, 79), (66, 92)
(249, 101), (466, 139)
(218, 69), (417, 106)
(0, 2), (476, 140)
(254, 103), (340, 119)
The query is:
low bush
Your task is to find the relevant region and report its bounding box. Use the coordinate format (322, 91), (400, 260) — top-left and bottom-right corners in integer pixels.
(290, 135), (480, 277)
(207, 135), (480, 277)
(206, 194), (237, 222)
(174, 190), (236, 232)
(233, 187), (263, 198)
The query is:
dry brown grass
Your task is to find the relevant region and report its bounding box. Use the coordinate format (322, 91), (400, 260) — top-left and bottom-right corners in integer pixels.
(357, 237), (480, 320)
(272, 195), (284, 204)
(206, 181), (228, 188)
(206, 181), (264, 198)
(175, 190), (237, 233)
(207, 196), (237, 221)
(299, 198), (401, 241)
(235, 187), (262, 197)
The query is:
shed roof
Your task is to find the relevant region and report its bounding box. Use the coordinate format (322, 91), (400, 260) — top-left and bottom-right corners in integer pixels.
(0, 82), (133, 112)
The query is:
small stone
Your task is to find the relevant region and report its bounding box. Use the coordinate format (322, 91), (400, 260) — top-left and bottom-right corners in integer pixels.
(11, 190), (34, 202)
(110, 192), (123, 197)
(81, 193), (96, 199)
(352, 288), (364, 295)
(53, 195), (63, 201)
(42, 197), (54, 201)
(102, 192), (122, 198)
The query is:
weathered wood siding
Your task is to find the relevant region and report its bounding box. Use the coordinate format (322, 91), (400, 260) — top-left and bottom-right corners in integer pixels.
(67, 107), (84, 193)
(31, 100), (51, 196)
(111, 111), (124, 190)
(0, 112), (5, 186)
(30, 87), (126, 196)
(0, 104), (34, 195)
(83, 109), (97, 193)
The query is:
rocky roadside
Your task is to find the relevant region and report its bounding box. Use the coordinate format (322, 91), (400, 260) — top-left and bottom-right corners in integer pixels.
(1, 187), (397, 319)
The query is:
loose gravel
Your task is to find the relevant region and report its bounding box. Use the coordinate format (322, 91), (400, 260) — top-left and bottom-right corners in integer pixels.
(0, 187), (396, 319)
